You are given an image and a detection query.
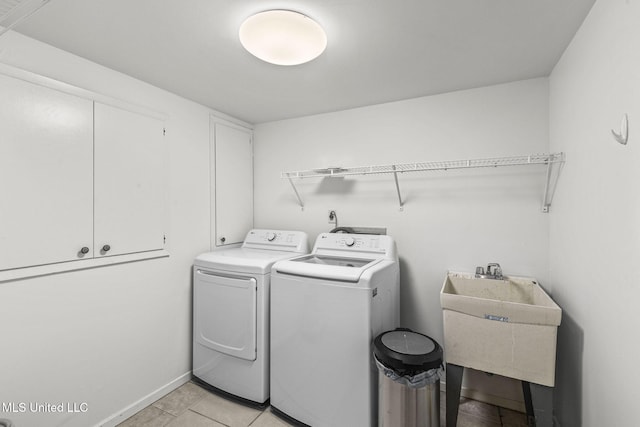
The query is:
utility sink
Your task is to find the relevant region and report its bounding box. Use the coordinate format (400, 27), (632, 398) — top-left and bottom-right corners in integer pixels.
(441, 273), (562, 326)
(440, 272), (562, 386)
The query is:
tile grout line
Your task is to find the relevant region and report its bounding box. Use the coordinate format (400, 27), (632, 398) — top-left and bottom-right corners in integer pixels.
(187, 381), (269, 427)
(180, 406), (234, 427)
(149, 382), (211, 424)
(185, 385), (260, 427)
(246, 410), (263, 427)
(151, 405), (178, 419)
(187, 403), (234, 427)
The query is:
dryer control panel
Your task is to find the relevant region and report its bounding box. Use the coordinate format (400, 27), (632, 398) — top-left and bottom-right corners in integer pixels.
(242, 229), (309, 253)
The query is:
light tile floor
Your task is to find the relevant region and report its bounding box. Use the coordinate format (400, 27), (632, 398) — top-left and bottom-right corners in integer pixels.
(117, 380), (529, 426)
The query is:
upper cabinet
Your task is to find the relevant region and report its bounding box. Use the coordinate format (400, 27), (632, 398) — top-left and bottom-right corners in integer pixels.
(94, 102), (168, 257)
(0, 69), (169, 275)
(0, 73), (94, 271)
(211, 118), (253, 247)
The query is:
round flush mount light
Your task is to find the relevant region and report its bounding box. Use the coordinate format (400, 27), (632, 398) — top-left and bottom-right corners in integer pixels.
(239, 10), (327, 66)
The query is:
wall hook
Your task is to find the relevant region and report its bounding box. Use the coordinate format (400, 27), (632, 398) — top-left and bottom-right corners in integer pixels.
(611, 114), (629, 145)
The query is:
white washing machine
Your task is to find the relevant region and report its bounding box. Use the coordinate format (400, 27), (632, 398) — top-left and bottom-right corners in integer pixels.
(270, 232), (400, 426)
(193, 229), (308, 405)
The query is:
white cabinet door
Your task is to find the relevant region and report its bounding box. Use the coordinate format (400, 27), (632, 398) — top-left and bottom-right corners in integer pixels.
(94, 103), (167, 257)
(212, 120), (253, 247)
(0, 73), (94, 271)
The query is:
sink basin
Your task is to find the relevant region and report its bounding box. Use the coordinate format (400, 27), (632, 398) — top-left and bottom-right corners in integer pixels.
(441, 273), (562, 326)
(440, 272), (562, 386)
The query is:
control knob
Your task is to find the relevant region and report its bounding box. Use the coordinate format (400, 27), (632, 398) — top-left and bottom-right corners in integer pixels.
(344, 237), (356, 247)
(266, 232), (277, 241)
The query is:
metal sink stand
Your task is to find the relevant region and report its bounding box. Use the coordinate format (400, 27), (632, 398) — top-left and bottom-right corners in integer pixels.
(445, 363), (554, 427)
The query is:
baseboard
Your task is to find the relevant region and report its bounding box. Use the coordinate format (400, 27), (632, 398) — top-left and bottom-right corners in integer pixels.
(96, 371), (192, 427)
(442, 380), (526, 413)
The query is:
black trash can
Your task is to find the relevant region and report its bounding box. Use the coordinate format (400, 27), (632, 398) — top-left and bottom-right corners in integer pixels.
(374, 328), (443, 427)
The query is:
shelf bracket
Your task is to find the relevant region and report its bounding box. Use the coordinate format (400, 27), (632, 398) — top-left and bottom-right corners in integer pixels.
(287, 176), (305, 210)
(392, 165), (404, 211)
(611, 114), (629, 145)
(541, 152), (564, 213)
(541, 161), (552, 213)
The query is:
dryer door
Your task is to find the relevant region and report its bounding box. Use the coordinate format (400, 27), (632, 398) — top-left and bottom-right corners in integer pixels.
(194, 269), (257, 361)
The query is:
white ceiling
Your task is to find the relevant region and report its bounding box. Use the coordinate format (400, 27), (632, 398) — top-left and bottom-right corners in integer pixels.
(12, 0), (595, 124)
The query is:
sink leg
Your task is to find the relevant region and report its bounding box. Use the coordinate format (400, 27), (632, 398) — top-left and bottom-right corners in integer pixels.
(522, 381), (554, 427)
(531, 382), (554, 427)
(522, 381), (535, 426)
(446, 363), (464, 427)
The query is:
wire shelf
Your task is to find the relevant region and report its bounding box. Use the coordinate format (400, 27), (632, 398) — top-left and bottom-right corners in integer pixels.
(281, 152), (565, 212)
(281, 153), (563, 179)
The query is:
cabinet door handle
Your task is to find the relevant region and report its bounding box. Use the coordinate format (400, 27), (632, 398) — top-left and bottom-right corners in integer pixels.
(220, 237), (226, 243)
(80, 247), (90, 254)
(102, 244), (111, 252)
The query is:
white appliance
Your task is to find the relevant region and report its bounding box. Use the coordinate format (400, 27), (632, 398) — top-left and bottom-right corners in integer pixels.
(270, 232), (400, 426)
(193, 229), (308, 405)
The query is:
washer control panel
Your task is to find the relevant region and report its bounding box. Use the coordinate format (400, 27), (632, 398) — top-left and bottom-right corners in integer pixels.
(317, 233), (389, 253)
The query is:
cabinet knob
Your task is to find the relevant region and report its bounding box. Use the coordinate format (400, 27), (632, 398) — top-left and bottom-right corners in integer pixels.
(220, 237), (226, 243)
(102, 244), (111, 252)
(80, 247), (90, 254)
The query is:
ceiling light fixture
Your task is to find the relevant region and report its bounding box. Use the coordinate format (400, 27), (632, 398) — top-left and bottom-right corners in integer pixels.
(239, 10), (327, 66)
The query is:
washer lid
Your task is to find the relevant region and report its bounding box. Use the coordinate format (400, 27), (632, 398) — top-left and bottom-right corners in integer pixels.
(273, 255), (383, 283)
(374, 328), (443, 373)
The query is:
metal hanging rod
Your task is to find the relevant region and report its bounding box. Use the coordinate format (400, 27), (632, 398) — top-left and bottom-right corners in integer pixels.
(281, 152), (565, 212)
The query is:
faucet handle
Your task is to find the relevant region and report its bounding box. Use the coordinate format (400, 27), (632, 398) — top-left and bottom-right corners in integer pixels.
(475, 266), (485, 277)
(486, 263), (502, 277)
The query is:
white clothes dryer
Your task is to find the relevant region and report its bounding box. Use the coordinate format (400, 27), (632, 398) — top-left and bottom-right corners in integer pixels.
(193, 229), (308, 406)
(270, 232), (400, 426)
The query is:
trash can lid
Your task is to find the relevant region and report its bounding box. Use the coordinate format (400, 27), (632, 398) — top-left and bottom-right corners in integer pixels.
(374, 328), (443, 373)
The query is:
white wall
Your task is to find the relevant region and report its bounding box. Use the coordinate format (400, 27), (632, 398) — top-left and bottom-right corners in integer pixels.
(0, 33), (214, 426)
(254, 78), (550, 407)
(549, 0), (640, 426)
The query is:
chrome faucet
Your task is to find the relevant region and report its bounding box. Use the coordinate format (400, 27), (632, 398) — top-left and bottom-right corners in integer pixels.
(475, 263), (504, 280)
